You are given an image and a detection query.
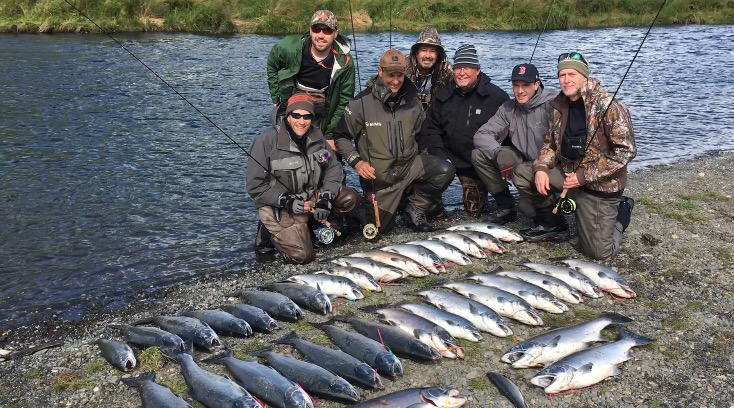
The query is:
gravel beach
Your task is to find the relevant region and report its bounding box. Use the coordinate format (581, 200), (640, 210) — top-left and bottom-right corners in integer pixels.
(1, 152), (733, 408)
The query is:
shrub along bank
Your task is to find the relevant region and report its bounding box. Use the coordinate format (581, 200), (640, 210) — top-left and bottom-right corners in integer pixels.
(1, 0), (733, 34)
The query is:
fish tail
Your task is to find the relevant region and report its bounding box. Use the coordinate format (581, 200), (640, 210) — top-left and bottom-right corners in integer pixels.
(106, 324), (128, 331)
(201, 350), (233, 365)
(120, 372), (156, 388)
(619, 327), (655, 346)
(273, 330), (300, 345)
(248, 346), (273, 358)
(131, 317), (155, 326)
(601, 312), (634, 325)
(514, 257), (532, 266)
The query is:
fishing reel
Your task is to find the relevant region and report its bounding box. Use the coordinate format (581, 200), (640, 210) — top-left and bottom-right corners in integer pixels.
(314, 226), (336, 245)
(362, 223), (379, 240)
(552, 188), (577, 215)
(557, 197), (577, 214)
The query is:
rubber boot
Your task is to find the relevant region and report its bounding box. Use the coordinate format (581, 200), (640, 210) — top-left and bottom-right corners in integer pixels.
(520, 205), (569, 242)
(486, 188), (517, 224)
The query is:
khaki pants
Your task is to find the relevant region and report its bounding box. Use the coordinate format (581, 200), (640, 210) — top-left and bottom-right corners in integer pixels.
(362, 153), (455, 234)
(258, 187), (360, 264)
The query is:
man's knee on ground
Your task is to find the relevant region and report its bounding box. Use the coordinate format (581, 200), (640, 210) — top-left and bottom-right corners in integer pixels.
(581, 242), (617, 261)
(334, 188), (361, 216)
(283, 248), (316, 265)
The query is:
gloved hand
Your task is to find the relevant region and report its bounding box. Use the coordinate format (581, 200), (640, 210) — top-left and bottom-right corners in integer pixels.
(279, 194), (306, 214)
(495, 150), (518, 181)
(313, 191), (333, 221)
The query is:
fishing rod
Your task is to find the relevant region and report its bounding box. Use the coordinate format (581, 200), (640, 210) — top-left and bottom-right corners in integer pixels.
(552, 0), (668, 215)
(347, 0), (382, 240)
(59, 0), (295, 197)
(528, 0), (557, 64)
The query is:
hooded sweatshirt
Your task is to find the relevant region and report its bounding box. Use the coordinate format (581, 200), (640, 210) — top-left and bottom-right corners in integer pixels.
(474, 87), (555, 162)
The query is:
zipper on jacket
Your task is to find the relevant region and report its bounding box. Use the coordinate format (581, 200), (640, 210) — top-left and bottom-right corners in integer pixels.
(466, 104), (473, 127)
(387, 121), (394, 156)
(398, 121), (405, 153)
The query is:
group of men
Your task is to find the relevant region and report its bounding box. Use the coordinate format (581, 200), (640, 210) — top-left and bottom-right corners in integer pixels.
(247, 9), (637, 264)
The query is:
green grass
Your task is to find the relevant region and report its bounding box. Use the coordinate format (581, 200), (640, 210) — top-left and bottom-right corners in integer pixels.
(637, 197), (708, 223)
(158, 377), (188, 396)
(3, 0), (733, 34)
(713, 246), (733, 263)
(138, 347), (167, 371)
(51, 371), (90, 393)
(573, 308), (600, 320)
(467, 376), (490, 390)
(23, 368), (43, 379)
(649, 400), (665, 408)
(85, 361), (107, 373)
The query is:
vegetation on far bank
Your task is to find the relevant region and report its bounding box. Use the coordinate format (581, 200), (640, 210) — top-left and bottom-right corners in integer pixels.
(0, 0), (733, 35)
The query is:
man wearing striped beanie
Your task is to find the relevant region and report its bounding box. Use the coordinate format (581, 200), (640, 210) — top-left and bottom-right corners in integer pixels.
(420, 43), (510, 216)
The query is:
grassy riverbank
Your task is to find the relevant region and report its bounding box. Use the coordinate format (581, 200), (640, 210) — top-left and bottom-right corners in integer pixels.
(1, 0), (733, 34)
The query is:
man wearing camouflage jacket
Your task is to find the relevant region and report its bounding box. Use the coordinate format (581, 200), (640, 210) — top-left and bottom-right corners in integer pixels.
(514, 52), (636, 260)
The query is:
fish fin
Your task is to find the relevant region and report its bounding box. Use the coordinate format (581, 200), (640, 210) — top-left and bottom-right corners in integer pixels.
(359, 304), (387, 314)
(514, 257), (532, 266)
(160, 344), (185, 360)
(223, 291), (243, 298)
(106, 324), (128, 331)
(201, 350), (233, 365)
(547, 335), (561, 348)
(548, 256), (568, 262)
(413, 328), (431, 340)
(120, 372), (156, 388)
(131, 316), (156, 326)
(273, 330), (300, 346)
(578, 363), (594, 374)
(330, 313), (356, 324)
(619, 327), (655, 346)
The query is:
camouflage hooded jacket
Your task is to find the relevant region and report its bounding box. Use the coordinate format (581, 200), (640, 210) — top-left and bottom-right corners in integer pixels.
(405, 27), (453, 109)
(534, 77), (636, 195)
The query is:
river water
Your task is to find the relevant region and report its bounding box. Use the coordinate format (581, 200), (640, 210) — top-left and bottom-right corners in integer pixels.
(1, 25), (732, 329)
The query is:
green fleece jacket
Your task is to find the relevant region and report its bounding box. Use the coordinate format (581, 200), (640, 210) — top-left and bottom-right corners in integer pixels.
(266, 33), (355, 140)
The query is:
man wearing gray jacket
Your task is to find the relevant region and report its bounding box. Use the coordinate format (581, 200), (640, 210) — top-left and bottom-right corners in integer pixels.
(472, 63), (554, 223)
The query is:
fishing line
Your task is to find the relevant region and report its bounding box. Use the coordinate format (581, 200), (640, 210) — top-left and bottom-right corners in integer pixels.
(528, 0), (556, 64)
(388, 0), (393, 48)
(554, 0), (668, 215)
(60, 0), (295, 194)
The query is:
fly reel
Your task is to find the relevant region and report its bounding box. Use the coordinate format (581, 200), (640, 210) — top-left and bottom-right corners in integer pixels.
(314, 226), (336, 245)
(558, 197), (577, 214)
(362, 223), (379, 240)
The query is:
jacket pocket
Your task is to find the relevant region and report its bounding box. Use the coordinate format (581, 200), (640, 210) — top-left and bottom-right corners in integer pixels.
(270, 156), (305, 193)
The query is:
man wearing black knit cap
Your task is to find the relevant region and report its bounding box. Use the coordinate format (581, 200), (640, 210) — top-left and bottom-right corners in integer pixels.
(420, 44), (510, 215)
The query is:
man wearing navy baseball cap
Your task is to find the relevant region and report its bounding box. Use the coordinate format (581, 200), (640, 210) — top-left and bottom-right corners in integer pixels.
(472, 63), (554, 224)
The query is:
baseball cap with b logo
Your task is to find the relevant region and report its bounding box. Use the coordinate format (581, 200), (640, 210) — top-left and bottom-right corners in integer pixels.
(511, 63), (541, 83)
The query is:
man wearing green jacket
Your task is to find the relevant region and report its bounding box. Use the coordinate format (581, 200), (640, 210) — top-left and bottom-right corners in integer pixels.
(266, 9), (355, 152)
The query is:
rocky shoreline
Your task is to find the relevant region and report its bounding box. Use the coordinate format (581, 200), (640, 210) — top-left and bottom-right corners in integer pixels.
(2, 152), (733, 408)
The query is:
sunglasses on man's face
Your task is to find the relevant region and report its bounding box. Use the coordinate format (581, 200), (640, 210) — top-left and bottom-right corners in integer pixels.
(558, 52), (588, 65)
(311, 25), (335, 35)
(289, 112), (314, 120)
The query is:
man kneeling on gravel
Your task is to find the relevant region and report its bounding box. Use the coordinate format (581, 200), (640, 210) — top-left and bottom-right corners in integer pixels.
(514, 52), (636, 260)
(247, 94), (360, 264)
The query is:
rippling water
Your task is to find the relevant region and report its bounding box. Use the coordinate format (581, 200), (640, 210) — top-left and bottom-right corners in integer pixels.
(1, 26), (732, 328)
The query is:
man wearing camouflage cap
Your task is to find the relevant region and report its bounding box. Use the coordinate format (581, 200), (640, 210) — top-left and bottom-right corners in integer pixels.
(406, 26), (453, 111)
(267, 9), (355, 152)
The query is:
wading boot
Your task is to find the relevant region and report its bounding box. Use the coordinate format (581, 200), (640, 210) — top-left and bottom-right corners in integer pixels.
(520, 205), (569, 242)
(617, 196), (635, 231)
(255, 221), (276, 254)
(402, 204), (433, 232)
(486, 188), (517, 224)
(425, 199), (446, 220)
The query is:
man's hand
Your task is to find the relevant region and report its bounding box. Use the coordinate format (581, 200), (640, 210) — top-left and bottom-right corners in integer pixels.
(279, 194), (306, 214)
(495, 150), (517, 181)
(355, 161), (376, 180)
(535, 171), (550, 195)
(312, 191), (333, 221)
(563, 172), (580, 189)
(326, 139), (337, 153)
